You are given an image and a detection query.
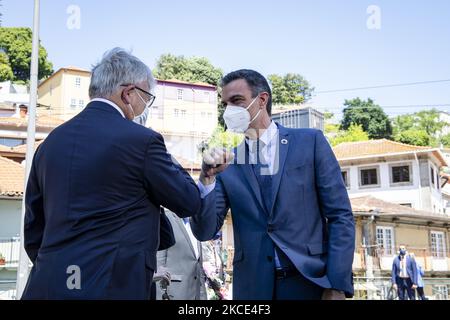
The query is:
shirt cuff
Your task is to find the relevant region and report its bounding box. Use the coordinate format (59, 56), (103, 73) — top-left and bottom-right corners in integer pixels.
(197, 180), (216, 199)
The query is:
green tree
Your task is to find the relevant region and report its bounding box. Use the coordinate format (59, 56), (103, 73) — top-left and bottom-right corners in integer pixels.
(0, 51), (13, 81)
(340, 98), (392, 139)
(0, 27), (53, 82)
(153, 53), (223, 124)
(392, 114), (415, 136)
(330, 124), (369, 146)
(268, 73), (314, 105)
(416, 109), (445, 136)
(392, 109), (445, 146)
(198, 126), (244, 154)
(440, 133), (450, 148)
(395, 129), (431, 147)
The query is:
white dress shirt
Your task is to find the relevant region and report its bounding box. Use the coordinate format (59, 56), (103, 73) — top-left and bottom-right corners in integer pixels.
(90, 98), (126, 118)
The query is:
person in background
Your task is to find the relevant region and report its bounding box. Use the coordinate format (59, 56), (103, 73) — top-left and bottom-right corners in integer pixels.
(391, 245), (418, 300)
(156, 210), (207, 300)
(410, 253), (427, 300)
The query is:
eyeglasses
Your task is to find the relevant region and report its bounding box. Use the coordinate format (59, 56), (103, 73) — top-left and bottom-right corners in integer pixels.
(121, 84), (156, 107)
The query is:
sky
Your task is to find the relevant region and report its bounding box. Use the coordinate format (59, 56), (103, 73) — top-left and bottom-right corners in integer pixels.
(2, 0), (450, 119)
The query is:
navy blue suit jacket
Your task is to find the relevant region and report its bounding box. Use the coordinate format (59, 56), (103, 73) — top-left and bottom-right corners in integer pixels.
(22, 101), (201, 299)
(391, 255), (418, 285)
(191, 125), (355, 299)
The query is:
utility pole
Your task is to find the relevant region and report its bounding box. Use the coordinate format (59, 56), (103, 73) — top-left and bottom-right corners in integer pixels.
(16, 0), (39, 299)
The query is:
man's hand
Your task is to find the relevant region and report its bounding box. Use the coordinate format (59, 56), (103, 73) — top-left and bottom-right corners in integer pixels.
(321, 289), (346, 300)
(200, 148), (234, 185)
(393, 283), (398, 291)
(412, 284), (418, 290)
(153, 267), (171, 288)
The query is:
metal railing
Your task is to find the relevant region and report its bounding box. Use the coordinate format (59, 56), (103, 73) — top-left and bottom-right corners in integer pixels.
(0, 237), (21, 268)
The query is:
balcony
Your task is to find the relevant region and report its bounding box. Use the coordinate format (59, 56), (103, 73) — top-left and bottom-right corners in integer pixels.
(0, 237), (20, 269)
(353, 246), (450, 272)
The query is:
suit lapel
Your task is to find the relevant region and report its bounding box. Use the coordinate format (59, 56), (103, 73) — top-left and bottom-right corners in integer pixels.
(268, 125), (290, 217)
(173, 213), (197, 256)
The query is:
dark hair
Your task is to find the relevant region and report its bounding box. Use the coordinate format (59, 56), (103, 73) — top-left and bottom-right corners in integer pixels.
(221, 69), (272, 116)
(19, 104), (28, 109)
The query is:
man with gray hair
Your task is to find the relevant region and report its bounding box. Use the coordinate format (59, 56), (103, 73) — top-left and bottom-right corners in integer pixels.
(22, 48), (201, 299)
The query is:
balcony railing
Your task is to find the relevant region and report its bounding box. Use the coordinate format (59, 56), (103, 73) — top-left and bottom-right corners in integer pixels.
(0, 237), (20, 268)
(354, 245), (450, 272)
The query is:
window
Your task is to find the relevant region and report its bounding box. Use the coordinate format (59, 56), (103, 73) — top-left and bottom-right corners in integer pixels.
(79, 100), (84, 108)
(70, 99), (77, 109)
(437, 170), (441, 190)
(341, 169), (350, 188)
(207, 112), (212, 119)
(431, 166), (435, 187)
(390, 164), (412, 184)
(75, 77), (81, 88)
(181, 110), (187, 118)
(0, 138), (26, 147)
(151, 106), (164, 120)
(359, 167), (379, 187)
(177, 89), (183, 100)
(431, 231), (446, 258)
(201, 112), (206, 118)
(174, 109), (179, 118)
(399, 203), (412, 208)
(376, 226), (394, 256)
(433, 285), (449, 300)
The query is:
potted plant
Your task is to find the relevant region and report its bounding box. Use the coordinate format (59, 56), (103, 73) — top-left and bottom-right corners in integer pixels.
(0, 253), (5, 265)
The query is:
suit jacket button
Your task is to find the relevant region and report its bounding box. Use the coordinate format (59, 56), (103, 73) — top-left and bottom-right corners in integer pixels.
(267, 224), (275, 233)
(267, 256), (273, 262)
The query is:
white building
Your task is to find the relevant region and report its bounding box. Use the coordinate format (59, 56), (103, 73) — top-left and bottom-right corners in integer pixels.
(0, 156), (23, 300)
(333, 139), (448, 214)
(0, 81), (29, 107)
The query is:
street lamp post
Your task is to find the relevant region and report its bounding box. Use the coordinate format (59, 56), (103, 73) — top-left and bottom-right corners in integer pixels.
(16, 0), (40, 299)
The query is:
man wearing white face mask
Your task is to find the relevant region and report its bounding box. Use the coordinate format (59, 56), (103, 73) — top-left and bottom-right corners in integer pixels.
(22, 48), (201, 300)
(190, 69), (355, 300)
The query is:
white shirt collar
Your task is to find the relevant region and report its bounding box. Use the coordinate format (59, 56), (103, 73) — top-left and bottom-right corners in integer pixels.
(246, 121), (278, 152)
(90, 98), (126, 118)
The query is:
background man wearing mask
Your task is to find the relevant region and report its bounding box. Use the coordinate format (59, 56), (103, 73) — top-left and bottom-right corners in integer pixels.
(22, 48), (201, 300)
(391, 245), (418, 300)
(191, 69), (355, 300)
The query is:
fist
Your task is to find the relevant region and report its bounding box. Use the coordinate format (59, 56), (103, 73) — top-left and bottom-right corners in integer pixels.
(201, 148), (234, 184)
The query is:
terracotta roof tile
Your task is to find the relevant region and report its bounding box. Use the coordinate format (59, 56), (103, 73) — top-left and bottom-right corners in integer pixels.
(333, 139), (430, 159)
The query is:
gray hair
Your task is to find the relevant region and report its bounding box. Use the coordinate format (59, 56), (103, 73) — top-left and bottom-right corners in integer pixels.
(89, 48), (156, 99)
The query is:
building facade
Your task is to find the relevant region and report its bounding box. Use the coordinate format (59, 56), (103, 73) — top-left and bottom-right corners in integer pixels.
(334, 139), (448, 214)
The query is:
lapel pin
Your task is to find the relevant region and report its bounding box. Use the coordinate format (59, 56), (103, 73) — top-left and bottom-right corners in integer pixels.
(281, 139), (288, 145)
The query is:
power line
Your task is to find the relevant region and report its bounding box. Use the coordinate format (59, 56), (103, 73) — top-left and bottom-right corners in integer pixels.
(315, 79), (450, 94)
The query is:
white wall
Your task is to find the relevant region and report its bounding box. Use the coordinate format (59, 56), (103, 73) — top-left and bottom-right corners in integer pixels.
(0, 199), (22, 238)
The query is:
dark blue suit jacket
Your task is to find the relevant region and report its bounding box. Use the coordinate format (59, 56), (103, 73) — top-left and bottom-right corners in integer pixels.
(22, 101), (201, 300)
(191, 125), (355, 299)
(391, 255), (418, 285)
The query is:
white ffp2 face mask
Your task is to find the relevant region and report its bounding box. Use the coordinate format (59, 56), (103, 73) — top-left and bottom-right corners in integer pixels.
(223, 96), (261, 133)
(132, 90), (152, 126)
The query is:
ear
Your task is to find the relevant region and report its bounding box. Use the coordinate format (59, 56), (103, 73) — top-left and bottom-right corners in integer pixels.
(259, 92), (270, 109)
(121, 85), (135, 105)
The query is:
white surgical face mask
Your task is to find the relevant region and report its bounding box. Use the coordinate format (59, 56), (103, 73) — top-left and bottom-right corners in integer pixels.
(223, 96), (261, 133)
(132, 90), (152, 125)
(133, 106), (149, 126)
